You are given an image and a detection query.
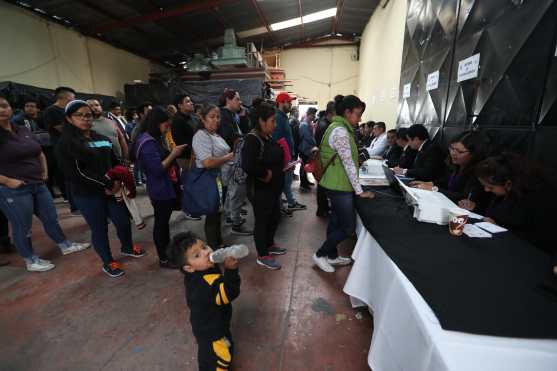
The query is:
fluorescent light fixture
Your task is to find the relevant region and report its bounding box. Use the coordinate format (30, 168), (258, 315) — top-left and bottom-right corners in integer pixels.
(270, 7), (337, 31)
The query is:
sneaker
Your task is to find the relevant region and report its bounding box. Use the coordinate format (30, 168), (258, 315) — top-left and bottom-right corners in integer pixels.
(61, 242), (91, 255)
(240, 208), (248, 216)
(280, 208), (293, 217)
(256, 256), (281, 270)
(231, 224), (253, 236)
(184, 213), (202, 221)
(121, 245), (146, 258)
(159, 260), (179, 269)
(281, 197), (287, 203)
(102, 261), (124, 278)
(26, 259), (55, 272)
(69, 210), (82, 217)
(313, 253), (335, 273)
(327, 256), (352, 266)
(269, 245), (287, 255)
(287, 202), (307, 211)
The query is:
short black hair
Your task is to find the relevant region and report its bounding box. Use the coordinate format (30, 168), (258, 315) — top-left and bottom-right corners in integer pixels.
(109, 101), (121, 110)
(374, 122), (386, 131)
(136, 101), (152, 116)
(366, 121), (375, 129)
(406, 124), (429, 141)
(306, 107), (318, 116)
(254, 102), (276, 131)
(54, 86), (76, 100)
(22, 96), (38, 105)
(174, 94), (190, 107)
(387, 129), (397, 135)
(168, 231), (200, 268)
(396, 127), (409, 140)
(325, 100), (335, 114)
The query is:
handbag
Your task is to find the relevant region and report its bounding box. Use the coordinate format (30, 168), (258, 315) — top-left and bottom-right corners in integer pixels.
(309, 151), (338, 182)
(181, 167), (220, 217)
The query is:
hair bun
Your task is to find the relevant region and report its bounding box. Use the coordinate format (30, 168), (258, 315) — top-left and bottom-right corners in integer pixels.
(334, 94), (344, 104)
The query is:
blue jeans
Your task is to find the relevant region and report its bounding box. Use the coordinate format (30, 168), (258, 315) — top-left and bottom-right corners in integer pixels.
(73, 193), (133, 264)
(0, 184), (68, 260)
(316, 190), (356, 258)
(282, 169), (296, 206)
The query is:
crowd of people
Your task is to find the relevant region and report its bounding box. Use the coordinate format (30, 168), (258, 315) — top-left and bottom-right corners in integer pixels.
(2, 86), (557, 370)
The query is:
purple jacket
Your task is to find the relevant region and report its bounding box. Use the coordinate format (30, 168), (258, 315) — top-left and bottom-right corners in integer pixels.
(135, 133), (176, 201)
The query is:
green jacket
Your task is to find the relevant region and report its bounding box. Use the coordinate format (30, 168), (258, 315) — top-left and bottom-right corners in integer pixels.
(319, 116), (359, 192)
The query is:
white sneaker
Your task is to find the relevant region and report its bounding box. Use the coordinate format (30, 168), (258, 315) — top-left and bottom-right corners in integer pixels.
(327, 256), (352, 266)
(61, 242), (91, 255)
(313, 253), (335, 273)
(26, 259), (55, 272)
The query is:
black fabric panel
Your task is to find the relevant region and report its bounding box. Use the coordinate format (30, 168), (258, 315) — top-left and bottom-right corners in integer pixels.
(355, 190), (557, 338)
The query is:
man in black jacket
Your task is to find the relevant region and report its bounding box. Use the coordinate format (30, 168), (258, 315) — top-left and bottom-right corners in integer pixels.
(383, 129), (403, 167)
(171, 94), (200, 161)
(315, 102), (335, 217)
(393, 124), (444, 181)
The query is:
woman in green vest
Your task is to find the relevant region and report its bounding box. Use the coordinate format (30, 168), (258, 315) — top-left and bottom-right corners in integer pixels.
(313, 95), (375, 273)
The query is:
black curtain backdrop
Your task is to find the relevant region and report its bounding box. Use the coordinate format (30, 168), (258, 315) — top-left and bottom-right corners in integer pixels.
(397, 0), (557, 168)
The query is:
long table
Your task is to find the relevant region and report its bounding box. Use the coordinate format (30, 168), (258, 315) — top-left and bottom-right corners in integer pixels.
(343, 189), (557, 371)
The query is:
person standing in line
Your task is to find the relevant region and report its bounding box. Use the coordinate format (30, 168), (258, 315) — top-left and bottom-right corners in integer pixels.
(0, 95), (90, 272)
(298, 107), (318, 191)
(87, 99), (127, 162)
(242, 102), (286, 270)
(192, 105), (234, 251)
(134, 107), (187, 269)
(273, 93), (306, 213)
(313, 95), (375, 273)
(315, 102), (335, 218)
(59, 100), (145, 278)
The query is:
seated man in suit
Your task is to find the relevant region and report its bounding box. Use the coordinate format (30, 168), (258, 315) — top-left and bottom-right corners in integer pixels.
(393, 127), (416, 168)
(382, 129), (402, 166)
(393, 124), (444, 181)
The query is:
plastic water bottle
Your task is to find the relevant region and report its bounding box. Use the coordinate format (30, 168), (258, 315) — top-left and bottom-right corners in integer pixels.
(209, 244), (249, 263)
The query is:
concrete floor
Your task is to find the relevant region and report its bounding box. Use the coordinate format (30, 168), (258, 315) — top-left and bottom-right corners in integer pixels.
(0, 183), (373, 371)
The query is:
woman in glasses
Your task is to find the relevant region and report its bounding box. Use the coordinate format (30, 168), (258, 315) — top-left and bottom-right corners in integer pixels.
(411, 131), (490, 212)
(0, 95), (90, 272)
(59, 100), (144, 278)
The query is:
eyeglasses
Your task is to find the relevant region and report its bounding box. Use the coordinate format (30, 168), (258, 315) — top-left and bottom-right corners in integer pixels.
(449, 145), (469, 155)
(72, 113), (93, 120)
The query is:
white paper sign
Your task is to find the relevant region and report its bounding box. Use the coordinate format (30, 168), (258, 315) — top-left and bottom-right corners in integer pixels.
(402, 83), (411, 98)
(555, 44), (557, 57)
(426, 71), (440, 91)
(457, 53), (480, 82)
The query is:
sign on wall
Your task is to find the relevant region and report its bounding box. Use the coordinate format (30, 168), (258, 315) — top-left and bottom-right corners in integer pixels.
(426, 71), (440, 91)
(403, 83), (411, 98)
(457, 53), (480, 82)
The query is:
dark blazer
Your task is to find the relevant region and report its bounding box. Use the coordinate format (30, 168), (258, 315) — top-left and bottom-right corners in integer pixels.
(385, 145), (403, 168)
(398, 146), (418, 169)
(405, 140), (445, 181)
(434, 167), (490, 211)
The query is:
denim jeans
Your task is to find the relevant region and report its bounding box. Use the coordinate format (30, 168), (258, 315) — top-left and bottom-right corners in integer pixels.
(316, 190), (356, 258)
(0, 184), (68, 260)
(225, 180), (246, 226)
(73, 193), (133, 264)
(282, 169), (296, 206)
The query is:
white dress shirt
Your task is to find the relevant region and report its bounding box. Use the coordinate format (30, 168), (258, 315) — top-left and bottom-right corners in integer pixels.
(366, 132), (388, 157)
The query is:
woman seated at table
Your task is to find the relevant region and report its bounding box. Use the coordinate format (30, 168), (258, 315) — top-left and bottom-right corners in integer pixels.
(410, 131), (490, 211)
(474, 153), (557, 260)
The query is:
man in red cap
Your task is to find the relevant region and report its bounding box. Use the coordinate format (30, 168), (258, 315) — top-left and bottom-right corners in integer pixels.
(272, 93), (307, 214)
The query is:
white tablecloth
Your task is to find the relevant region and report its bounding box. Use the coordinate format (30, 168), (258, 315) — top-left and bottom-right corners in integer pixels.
(343, 216), (557, 371)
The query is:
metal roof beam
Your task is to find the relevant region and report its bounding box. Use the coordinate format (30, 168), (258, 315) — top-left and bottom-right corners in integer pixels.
(250, 0), (276, 43)
(332, 0), (345, 35)
(90, 0), (239, 34)
(298, 0), (305, 42)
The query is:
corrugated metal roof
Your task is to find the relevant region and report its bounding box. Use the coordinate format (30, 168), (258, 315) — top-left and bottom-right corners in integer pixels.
(8, 0), (379, 64)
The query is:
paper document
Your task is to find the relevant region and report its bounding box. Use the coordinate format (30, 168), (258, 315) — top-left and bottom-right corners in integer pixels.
(463, 224), (492, 238)
(475, 222), (508, 234)
(468, 212), (484, 220)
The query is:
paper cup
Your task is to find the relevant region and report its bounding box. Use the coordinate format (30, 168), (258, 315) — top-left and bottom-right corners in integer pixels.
(448, 208), (469, 236)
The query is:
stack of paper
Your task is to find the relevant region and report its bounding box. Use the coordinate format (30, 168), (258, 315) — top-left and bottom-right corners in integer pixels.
(463, 224), (492, 238)
(475, 222), (508, 234)
(359, 159), (389, 186)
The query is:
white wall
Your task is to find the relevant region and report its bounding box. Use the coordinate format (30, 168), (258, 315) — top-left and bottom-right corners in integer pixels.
(278, 43), (360, 110)
(357, 0), (407, 128)
(0, 2), (156, 98)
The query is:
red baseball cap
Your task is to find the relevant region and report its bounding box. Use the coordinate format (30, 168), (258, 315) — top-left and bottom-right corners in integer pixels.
(276, 92), (297, 104)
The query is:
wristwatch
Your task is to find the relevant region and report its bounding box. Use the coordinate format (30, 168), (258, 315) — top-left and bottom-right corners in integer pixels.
(432, 186), (439, 192)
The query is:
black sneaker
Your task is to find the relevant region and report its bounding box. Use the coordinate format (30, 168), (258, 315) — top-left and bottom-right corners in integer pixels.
(269, 245), (287, 255)
(121, 245), (146, 258)
(287, 202), (307, 211)
(280, 208), (293, 217)
(240, 208), (248, 216)
(102, 262), (125, 278)
(231, 224), (253, 236)
(256, 256), (281, 270)
(159, 260), (179, 269)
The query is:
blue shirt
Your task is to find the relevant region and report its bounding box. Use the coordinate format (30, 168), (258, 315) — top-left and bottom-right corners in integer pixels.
(272, 110), (294, 156)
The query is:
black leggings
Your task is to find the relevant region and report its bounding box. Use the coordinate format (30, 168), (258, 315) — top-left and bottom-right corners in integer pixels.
(152, 199), (176, 261)
(249, 188), (281, 257)
(205, 211), (223, 250)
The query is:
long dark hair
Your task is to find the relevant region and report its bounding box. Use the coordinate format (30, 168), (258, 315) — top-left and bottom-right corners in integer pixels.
(219, 89), (238, 107)
(475, 152), (546, 199)
(143, 106), (170, 143)
(447, 131), (489, 175)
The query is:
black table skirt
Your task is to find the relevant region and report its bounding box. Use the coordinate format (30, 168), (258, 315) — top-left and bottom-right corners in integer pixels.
(355, 188), (557, 339)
